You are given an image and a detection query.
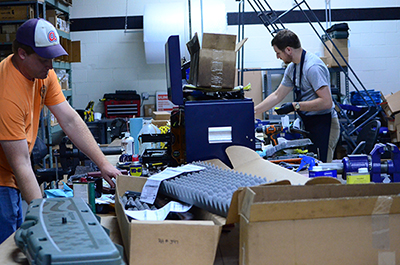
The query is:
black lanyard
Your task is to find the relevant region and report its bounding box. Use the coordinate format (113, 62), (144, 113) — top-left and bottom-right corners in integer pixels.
(293, 49), (306, 102)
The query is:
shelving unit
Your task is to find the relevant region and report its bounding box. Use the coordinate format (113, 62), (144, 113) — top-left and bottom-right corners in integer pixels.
(0, 0), (75, 168)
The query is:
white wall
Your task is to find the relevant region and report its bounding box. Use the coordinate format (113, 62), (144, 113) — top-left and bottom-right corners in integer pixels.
(70, 0), (400, 111)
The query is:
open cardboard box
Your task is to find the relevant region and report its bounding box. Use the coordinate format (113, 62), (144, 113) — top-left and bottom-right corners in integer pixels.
(237, 183), (400, 265)
(188, 33), (247, 90)
(219, 147), (400, 264)
(381, 90), (400, 117)
(115, 145), (342, 264)
(115, 175), (224, 265)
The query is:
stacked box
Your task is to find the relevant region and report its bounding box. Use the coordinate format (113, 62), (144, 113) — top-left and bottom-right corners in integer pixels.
(321, 38), (348, 67)
(0, 5), (34, 21)
(381, 91), (400, 143)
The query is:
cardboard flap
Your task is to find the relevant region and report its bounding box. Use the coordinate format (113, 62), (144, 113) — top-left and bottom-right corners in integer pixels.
(240, 187), (255, 222)
(202, 33), (236, 50)
(225, 180), (291, 224)
(225, 145), (310, 185)
(235, 37), (248, 53)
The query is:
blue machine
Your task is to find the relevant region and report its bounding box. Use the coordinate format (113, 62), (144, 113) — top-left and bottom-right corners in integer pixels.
(165, 35), (255, 167)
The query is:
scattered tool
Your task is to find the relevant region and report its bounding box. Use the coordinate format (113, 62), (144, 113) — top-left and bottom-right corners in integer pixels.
(342, 143), (400, 183)
(256, 123), (313, 159)
(256, 124), (283, 146)
(84, 100), (94, 122)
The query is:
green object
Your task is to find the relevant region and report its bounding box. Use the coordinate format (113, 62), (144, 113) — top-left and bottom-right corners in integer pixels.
(88, 181), (96, 214)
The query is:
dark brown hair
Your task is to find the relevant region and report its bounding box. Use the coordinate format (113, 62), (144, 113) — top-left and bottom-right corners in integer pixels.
(271, 29), (301, 51)
(12, 39), (35, 55)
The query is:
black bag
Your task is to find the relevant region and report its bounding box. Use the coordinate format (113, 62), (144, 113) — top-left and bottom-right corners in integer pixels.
(326, 23), (349, 33)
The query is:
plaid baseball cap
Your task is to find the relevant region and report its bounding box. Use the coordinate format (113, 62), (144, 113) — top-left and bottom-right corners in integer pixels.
(16, 18), (68, 59)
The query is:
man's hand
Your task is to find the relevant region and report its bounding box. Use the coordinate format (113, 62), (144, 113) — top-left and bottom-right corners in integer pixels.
(100, 164), (122, 188)
(275, 102), (294, 115)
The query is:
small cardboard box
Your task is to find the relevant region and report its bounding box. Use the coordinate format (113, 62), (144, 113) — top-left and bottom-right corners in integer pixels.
(322, 38), (348, 67)
(152, 111), (170, 120)
(381, 90), (400, 117)
(0, 5), (34, 21)
(237, 183), (400, 265)
(115, 175), (223, 265)
(324, 38), (348, 57)
(143, 104), (155, 117)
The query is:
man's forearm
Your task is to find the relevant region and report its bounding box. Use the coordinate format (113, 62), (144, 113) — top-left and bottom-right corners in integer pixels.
(15, 167), (42, 203)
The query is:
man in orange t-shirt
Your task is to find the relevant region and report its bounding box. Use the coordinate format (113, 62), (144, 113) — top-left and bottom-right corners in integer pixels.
(0, 18), (121, 244)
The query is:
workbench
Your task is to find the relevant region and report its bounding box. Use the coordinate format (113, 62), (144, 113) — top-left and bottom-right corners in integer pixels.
(0, 213), (239, 265)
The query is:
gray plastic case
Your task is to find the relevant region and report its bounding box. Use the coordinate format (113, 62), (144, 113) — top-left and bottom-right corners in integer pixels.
(14, 197), (125, 265)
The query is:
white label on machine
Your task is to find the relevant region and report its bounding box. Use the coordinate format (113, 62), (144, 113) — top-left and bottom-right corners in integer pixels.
(208, 126), (232, 144)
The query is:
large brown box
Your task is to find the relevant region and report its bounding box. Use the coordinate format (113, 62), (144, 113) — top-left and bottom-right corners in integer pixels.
(115, 175), (223, 265)
(196, 33), (237, 90)
(236, 183), (400, 265)
(0, 5), (34, 21)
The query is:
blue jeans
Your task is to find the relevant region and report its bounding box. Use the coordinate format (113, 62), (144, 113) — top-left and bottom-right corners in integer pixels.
(0, 186), (23, 244)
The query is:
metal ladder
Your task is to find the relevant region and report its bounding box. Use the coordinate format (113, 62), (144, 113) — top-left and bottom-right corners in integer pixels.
(237, 0), (382, 151)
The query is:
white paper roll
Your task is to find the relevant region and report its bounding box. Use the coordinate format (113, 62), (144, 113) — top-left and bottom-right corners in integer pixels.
(144, 2), (186, 64)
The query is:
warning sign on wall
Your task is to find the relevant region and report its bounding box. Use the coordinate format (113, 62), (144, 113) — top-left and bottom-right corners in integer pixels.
(156, 91), (176, 112)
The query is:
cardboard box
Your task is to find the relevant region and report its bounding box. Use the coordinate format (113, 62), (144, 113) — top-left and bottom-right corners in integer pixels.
(143, 104), (155, 117)
(235, 69), (263, 120)
(152, 111), (170, 120)
(1, 24), (17, 34)
(321, 55), (349, 68)
(0, 5), (34, 21)
(197, 33), (236, 89)
(381, 90), (400, 117)
(115, 145), (342, 265)
(46, 9), (58, 27)
(151, 119), (169, 128)
(388, 113), (400, 131)
(0, 33), (16, 43)
(56, 37), (81, 63)
(191, 33), (246, 90)
(115, 175), (223, 265)
(324, 38), (348, 57)
(322, 38), (348, 67)
(237, 183), (400, 265)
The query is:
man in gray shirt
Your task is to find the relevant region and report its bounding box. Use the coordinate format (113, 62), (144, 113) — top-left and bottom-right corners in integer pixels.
(255, 29), (340, 162)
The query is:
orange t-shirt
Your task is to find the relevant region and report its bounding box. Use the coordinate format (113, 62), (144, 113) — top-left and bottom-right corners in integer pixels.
(0, 55), (66, 189)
